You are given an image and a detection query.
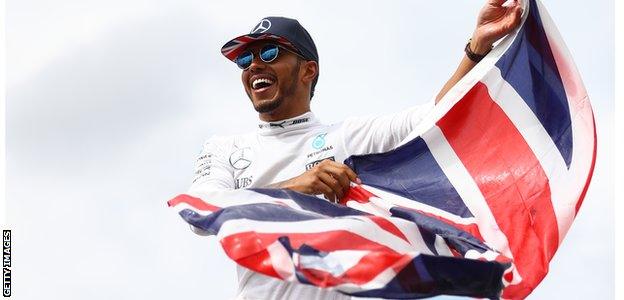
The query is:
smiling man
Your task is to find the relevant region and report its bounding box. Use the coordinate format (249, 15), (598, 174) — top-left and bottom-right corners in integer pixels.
(188, 1), (523, 299)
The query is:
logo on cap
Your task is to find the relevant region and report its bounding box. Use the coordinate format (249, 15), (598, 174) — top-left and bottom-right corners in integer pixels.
(251, 19), (272, 34)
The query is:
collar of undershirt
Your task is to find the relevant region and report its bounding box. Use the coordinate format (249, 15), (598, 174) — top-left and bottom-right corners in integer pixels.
(257, 111), (320, 136)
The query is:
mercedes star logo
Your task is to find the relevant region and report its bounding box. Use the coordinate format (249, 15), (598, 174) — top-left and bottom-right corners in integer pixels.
(251, 19), (272, 34)
(229, 147), (254, 170)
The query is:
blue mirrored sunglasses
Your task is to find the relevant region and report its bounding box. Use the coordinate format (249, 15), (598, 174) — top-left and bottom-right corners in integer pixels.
(235, 44), (304, 70)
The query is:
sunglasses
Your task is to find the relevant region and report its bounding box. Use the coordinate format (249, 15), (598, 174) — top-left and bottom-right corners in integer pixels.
(235, 43), (304, 70)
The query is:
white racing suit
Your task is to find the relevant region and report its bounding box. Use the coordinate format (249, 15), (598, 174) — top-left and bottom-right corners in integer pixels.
(188, 102), (434, 300)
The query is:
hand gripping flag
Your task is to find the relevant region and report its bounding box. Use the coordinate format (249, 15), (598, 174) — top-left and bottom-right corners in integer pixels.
(168, 0), (595, 298)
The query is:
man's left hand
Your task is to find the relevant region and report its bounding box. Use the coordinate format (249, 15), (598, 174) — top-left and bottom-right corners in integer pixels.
(471, 0), (524, 54)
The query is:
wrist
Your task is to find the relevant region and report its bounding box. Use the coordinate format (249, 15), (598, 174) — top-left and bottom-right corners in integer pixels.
(267, 179), (289, 189)
(464, 37), (493, 63)
(278, 177), (299, 191)
(469, 36), (492, 55)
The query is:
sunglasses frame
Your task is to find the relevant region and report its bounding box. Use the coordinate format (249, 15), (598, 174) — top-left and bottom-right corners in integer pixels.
(235, 43), (305, 70)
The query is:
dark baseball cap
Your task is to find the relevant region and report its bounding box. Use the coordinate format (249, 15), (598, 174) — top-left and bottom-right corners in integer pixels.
(221, 16), (319, 63)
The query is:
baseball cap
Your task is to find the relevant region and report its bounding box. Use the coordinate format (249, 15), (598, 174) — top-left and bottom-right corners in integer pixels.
(221, 16), (319, 64)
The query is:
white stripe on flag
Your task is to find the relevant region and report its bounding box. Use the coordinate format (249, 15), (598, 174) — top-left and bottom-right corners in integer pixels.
(481, 67), (590, 242)
(421, 126), (523, 285)
(362, 185), (477, 226)
(217, 217), (416, 253)
(535, 0), (596, 240)
(346, 195), (438, 257)
(188, 189), (304, 211)
(298, 250), (369, 277)
(267, 240), (296, 280)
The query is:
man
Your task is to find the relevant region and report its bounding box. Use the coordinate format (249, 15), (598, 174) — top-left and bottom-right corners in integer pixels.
(188, 1), (522, 299)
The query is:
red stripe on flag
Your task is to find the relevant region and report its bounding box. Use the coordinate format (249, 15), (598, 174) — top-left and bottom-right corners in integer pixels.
(167, 194), (220, 212)
(436, 82), (559, 297)
(575, 114), (597, 215)
(545, 29), (597, 216)
(341, 187), (412, 243)
(218, 232), (282, 279)
(298, 268), (344, 287)
(298, 251), (411, 287)
(221, 230), (400, 258)
(341, 185), (375, 204)
(220, 230), (403, 285)
(341, 186), (411, 243)
(366, 216), (410, 243)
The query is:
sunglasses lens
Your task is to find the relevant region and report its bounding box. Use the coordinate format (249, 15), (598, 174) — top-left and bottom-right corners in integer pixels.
(260, 44), (279, 62)
(235, 51), (253, 69)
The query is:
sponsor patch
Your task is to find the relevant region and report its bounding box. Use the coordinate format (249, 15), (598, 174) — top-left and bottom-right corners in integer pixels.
(306, 156), (335, 170)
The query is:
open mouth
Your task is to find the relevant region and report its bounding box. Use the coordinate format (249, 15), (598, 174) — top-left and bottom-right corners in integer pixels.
(250, 75), (276, 91)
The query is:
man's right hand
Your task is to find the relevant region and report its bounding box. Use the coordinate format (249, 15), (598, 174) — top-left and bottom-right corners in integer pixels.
(277, 160), (361, 202)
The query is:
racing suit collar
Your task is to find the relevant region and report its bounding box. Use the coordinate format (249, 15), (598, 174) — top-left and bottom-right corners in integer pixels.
(257, 111), (320, 136)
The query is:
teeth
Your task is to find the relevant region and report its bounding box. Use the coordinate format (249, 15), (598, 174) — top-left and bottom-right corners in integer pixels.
(252, 78), (274, 89)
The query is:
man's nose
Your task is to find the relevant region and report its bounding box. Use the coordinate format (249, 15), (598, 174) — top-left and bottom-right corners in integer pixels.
(248, 55), (266, 72)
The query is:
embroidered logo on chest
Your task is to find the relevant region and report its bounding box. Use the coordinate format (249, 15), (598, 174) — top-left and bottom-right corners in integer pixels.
(229, 147), (254, 170)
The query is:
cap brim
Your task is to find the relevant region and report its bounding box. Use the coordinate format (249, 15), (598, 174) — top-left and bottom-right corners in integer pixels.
(221, 33), (297, 62)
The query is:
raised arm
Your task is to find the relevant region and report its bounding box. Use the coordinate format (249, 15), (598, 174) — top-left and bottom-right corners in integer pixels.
(435, 0), (523, 104)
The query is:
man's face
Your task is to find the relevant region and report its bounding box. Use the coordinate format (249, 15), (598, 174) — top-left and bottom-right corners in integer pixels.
(240, 41), (302, 114)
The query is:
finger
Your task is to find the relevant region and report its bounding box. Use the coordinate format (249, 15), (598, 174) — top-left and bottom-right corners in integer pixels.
(488, 0), (506, 7)
(324, 194), (336, 203)
(324, 165), (351, 193)
(502, 0), (522, 10)
(323, 191), (336, 203)
(325, 166), (351, 199)
(318, 172), (344, 200)
(503, 5), (523, 28)
(514, 2), (524, 16)
(314, 180), (336, 202)
(340, 164), (361, 184)
(506, 0), (523, 14)
(321, 160), (360, 183)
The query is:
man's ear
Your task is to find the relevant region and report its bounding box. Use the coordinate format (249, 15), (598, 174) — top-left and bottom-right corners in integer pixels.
(301, 60), (318, 84)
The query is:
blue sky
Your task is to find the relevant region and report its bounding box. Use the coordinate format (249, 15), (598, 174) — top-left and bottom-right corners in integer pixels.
(5, 0), (614, 299)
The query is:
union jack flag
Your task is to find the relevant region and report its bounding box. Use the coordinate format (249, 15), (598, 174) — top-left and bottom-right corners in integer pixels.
(221, 33), (296, 62)
(169, 0), (595, 298)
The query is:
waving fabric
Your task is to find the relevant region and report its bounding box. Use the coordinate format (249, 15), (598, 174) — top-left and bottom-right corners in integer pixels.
(168, 0), (595, 298)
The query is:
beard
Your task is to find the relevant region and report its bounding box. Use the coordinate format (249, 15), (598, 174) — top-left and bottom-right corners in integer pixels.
(249, 61), (300, 114)
(253, 94), (286, 113)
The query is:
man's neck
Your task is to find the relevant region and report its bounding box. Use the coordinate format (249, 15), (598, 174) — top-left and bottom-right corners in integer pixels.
(259, 105), (311, 122)
(257, 111), (319, 136)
